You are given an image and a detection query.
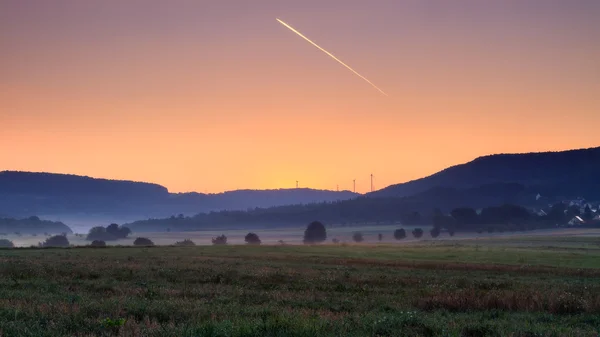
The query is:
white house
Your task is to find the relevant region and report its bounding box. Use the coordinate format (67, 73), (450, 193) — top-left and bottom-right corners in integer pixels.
(568, 216), (585, 226)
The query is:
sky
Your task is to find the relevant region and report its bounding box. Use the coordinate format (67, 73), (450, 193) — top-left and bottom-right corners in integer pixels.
(1, 0), (599, 193)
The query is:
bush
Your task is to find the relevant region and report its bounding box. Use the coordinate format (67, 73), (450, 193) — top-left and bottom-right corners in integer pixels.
(449, 230), (455, 237)
(378, 233), (383, 241)
(244, 232), (261, 245)
(394, 228), (406, 240)
(133, 237), (154, 246)
(430, 227), (440, 238)
(175, 239), (196, 246)
(303, 221), (326, 244)
(212, 235), (227, 245)
(90, 240), (106, 247)
(412, 228), (424, 239)
(42, 235), (70, 247)
(352, 232), (364, 243)
(332, 238), (340, 244)
(0, 239), (14, 248)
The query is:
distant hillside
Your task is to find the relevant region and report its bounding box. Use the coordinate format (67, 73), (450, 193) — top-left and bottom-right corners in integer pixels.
(126, 182), (538, 232)
(370, 147), (600, 199)
(0, 171), (358, 225)
(0, 171), (168, 197)
(0, 216), (72, 235)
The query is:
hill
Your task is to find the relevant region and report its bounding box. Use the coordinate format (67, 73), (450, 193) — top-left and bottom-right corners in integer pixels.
(0, 171), (358, 226)
(369, 146), (600, 199)
(0, 216), (72, 235)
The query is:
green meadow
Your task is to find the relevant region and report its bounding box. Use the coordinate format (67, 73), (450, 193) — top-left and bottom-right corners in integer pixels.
(1, 235), (600, 336)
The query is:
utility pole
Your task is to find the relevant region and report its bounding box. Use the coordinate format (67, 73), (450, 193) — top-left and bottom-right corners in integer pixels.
(353, 179), (356, 193)
(370, 174), (374, 192)
(296, 180), (298, 189)
(336, 184), (339, 192)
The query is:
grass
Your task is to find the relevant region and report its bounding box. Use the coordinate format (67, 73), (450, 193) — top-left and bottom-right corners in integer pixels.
(1, 237), (600, 336)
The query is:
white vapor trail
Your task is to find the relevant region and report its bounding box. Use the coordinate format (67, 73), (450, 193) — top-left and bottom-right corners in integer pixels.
(276, 18), (387, 96)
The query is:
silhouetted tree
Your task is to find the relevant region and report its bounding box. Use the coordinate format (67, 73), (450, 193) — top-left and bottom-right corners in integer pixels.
(352, 232), (364, 243)
(394, 228), (406, 240)
(88, 224), (131, 241)
(430, 227), (440, 238)
(583, 205), (593, 221)
(212, 235), (227, 245)
(133, 237), (154, 246)
(42, 235), (69, 247)
(450, 207), (478, 229)
(412, 228), (424, 238)
(245, 232), (261, 245)
(303, 221), (326, 244)
(378, 233), (383, 241)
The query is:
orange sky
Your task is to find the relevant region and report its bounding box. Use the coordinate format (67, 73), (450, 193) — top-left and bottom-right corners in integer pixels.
(1, 1), (599, 193)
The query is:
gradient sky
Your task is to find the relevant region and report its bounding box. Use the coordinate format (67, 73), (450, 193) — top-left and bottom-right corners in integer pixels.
(2, 1), (599, 193)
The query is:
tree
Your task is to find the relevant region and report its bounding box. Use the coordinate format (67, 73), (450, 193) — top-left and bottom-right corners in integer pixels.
(412, 228), (424, 239)
(245, 232), (261, 245)
(303, 221), (326, 244)
(86, 226), (109, 241)
(107, 224), (131, 239)
(430, 227), (440, 238)
(450, 208), (478, 229)
(448, 229), (455, 237)
(175, 239), (196, 246)
(133, 237), (154, 246)
(394, 228), (406, 240)
(87, 224), (131, 241)
(378, 233), (383, 241)
(352, 232), (364, 243)
(42, 235), (70, 247)
(212, 235), (227, 245)
(0, 239), (14, 248)
(90, 240), (106, 247)
(583, 205), (593, 221)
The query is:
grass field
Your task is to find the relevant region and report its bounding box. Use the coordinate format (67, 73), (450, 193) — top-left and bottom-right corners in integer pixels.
(1, 236), (600, 336)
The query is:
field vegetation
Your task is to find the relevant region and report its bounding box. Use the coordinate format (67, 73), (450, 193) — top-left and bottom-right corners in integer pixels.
(1, 235), (600, 336)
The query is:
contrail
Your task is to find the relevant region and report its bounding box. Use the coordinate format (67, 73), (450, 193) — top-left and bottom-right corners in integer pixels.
(276, 18), (387, 96)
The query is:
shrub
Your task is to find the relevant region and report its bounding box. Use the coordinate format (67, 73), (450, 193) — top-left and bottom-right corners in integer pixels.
(90, 240), (106, 247)
(332, 238), (340, 244)
(0, 239), (14, 248)
(303, 221), (326, 244)
(212, 235), (227, 245)
(412, 228), (424, 239)
(430, 227), (440, 238)
(244, 232), (261, 245)
(449, 230), (455, 237)
(42, 235), (70, 247)
(175, 239), (196, 246)
(378, 233), (383, 241)
(394, 228), (406, 240)
(133, 237), (154, 246)
(352, 232), (364, 243)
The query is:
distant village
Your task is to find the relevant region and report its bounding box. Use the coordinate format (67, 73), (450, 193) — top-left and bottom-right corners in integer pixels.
(533, 197), (600, 227)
